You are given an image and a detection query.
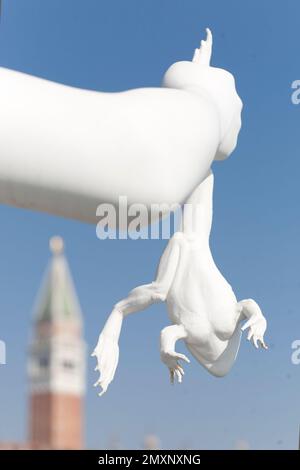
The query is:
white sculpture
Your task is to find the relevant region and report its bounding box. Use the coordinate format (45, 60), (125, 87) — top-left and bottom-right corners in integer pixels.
(91, 31), (267, 395)
(92, 170), (267, 395)
(0, 26), (267, 394)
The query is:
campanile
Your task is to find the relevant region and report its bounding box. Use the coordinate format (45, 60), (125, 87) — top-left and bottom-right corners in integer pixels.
(28, 236), (85, 449)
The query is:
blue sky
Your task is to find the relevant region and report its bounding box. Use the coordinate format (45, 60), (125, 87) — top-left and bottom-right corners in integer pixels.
(0, 0), (299, 449)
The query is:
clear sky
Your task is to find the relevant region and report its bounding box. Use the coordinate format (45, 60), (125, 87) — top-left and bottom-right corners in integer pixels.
(0, 0), (299, 450)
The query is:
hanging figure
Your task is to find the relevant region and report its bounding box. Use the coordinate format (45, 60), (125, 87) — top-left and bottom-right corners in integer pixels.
(92, 170), (268, 395)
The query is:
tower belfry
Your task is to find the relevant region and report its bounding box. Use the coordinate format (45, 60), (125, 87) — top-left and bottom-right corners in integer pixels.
(28, 237), (86, 449)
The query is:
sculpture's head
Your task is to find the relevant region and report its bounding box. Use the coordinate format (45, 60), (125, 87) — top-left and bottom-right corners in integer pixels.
(162, 29), (243, 160)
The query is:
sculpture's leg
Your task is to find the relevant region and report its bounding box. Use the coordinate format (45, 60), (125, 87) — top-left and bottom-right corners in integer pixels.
(160, 324), (190, 384)
(239, 299), (268, 349)
(92, 283), (164, 396)
(186, 324), (242, 378)
(92, 236), (182, 395)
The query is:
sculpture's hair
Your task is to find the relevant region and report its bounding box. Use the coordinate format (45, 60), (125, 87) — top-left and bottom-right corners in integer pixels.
(192, 28), (213, 66)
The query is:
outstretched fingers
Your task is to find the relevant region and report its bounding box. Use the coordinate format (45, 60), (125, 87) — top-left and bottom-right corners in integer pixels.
(245, 330), (268, 350)
(169, 365), (184, 384)
(253, 335), (268, 350)
(91, 334), (120, 396)
(241, 317), (256, 332)
(239, 299), (268, 351)
(162, 351), (190, 385)
(173, 352), (190, 364)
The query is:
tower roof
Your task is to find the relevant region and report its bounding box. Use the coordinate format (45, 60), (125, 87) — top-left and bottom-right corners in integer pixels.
(33, 237), (83, 325)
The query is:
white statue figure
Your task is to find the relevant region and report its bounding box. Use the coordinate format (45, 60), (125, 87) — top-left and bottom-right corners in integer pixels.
(0, 29), (241, 226)
(92, 171), (267, 395)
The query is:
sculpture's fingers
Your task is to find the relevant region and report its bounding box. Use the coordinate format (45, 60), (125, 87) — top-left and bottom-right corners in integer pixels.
(175, 369), (182, 383)
(253, 336), (259, 349)
(97, 373), (113, 395)
(241, 317), (256, 331)
(176, 365), (184, 375)
(98, 355), (119, 392)
(170, 369), (175, 384)
(110, 355), (119, 382)
(206, 28), (212, 42)
(92, 338), (119, 397)
(259, 337), (268, 350)
(247, 329), (253, 341)
(175, 353), (190, 364)
(98, 383), (108, 397)
(192, 48), (200, 62)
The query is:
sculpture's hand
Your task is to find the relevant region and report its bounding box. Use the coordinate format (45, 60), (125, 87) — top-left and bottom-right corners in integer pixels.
(92, 331), (119, 396)
(160, 350), (190, 384)
(91, 279), (169, 396)
(92, 309), (123, 396)
(160, 324), (189, 383)
(241, 315), (268, 349)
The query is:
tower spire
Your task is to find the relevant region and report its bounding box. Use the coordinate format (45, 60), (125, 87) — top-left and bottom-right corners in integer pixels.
(33, 236), (83, 326)
(49, 235), (64, 256)
(28, 236), (85, 449)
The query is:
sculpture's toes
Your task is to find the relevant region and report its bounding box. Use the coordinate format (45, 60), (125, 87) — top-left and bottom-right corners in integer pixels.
(169, 365), (185, 384)
(161, 351), (190, 384)
(242, 316), (268, 350)
(91, 334), (119, 396)
(252, 334), (268, 350)
(161, 350), (190, 366)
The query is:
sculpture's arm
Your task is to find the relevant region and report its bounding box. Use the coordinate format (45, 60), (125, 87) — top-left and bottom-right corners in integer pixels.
(180, 171), (214, 240)
(92, 235), (181, 395)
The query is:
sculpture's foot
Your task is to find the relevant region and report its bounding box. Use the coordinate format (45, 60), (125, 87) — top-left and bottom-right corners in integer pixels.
(239, 299), (268, 350)
(160, 350), (190, 384)
(91, 332), (119, 396)
(160, 324), (189, 384)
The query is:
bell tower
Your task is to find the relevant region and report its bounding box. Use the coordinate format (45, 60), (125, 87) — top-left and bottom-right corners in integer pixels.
(28, 237), (86, 449)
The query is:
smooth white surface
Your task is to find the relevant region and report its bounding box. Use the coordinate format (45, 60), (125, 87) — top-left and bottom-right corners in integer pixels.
(0, 29), (242, 225)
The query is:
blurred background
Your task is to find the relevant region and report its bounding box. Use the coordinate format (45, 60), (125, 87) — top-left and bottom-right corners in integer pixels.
(0, 0), (299, 449)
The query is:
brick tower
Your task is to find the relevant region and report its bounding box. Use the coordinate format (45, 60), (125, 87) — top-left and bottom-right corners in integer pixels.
(28, 236), (86, 450)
